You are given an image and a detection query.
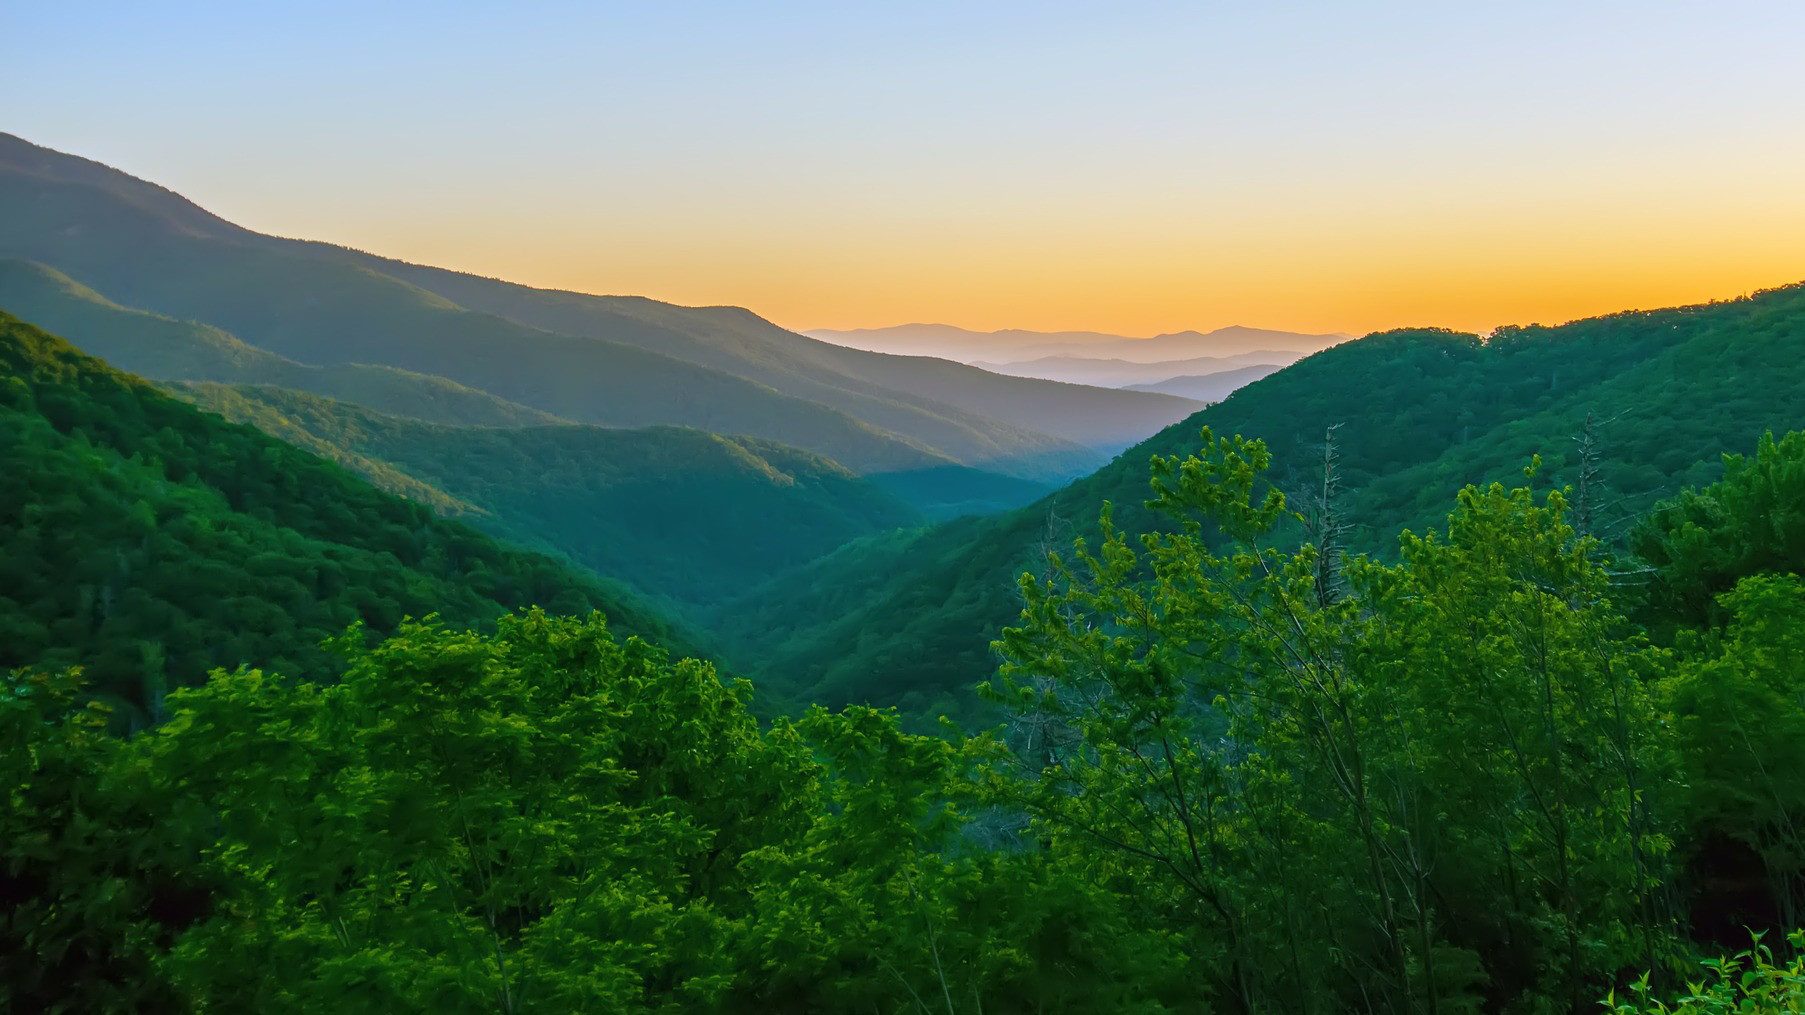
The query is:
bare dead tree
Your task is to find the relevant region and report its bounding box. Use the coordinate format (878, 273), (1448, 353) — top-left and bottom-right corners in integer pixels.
(1304, 423), (1349, 608)
(1572, 412), (1601, 539)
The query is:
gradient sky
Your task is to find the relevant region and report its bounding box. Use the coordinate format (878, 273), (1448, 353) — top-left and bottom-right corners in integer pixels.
(9, 1), (1805, 336)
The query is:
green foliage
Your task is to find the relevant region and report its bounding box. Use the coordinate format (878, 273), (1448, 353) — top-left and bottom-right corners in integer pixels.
(1666, 575), (1805, 935)
(1634, 431), (1805, 630)
(10, 417), (1805, 1011)
(143, 611), (806, 1011)
(1606, 931), (1805, 1014)
(0, 669), (200, 1012)
(0, 313), (689, 720)
(980, 429), (1677, 1011)
(4, 613), (1181, 1012)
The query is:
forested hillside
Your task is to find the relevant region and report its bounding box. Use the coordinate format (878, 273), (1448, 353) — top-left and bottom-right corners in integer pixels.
(0, 312), (690, 726)
(0, 258), (563, 426)
(10, 422), (1805, 1012)
(175, 383), (924, 610)
(721, 284), (1805, 717)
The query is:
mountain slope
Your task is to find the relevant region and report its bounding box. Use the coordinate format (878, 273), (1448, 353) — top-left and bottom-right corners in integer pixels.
(174, 383), (924, 610)
(0, 132), (1196, 477)
(0, 134), (987, 475)
(324, 251), (1201, 457)
(724, 283), (1805, 717)
(0, 258), (562, 427)
(0, 310), (692, 725)
(1122, 363), (1286, 401)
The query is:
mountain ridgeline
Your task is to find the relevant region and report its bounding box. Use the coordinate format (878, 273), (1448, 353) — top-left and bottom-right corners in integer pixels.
(0, 131), (1201, 489)
(0, 258), (563, 427)
(172, 382), (925, 612)
(807, 321), (1345, 363)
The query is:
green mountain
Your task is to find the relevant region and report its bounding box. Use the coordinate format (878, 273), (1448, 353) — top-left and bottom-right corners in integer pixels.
(0, 258), (562, 426)
(0, 311), (692, 726)
(0, 132), (1199, 480)
(173, 382), (924, 610)
(721, 283), (1805, 717)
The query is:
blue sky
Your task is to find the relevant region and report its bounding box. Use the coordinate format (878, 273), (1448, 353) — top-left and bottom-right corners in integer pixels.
(10, 2), (1805, 333)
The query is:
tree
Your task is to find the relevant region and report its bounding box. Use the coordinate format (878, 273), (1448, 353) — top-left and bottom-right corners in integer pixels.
(1667, 575), (1805, 935)
(983, 429), (1674, 1012)
(140, 611), (815, 1011)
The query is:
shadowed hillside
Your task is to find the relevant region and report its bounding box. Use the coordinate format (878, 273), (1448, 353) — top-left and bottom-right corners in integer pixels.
(175, 383), (926, 610)
(0, 311), (695, 725)
(0, 258), (562, 426)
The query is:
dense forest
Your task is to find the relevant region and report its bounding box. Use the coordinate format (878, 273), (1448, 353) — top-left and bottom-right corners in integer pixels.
(719, 283), (1805, 720)
(0, 312), (692, 726)
(8, 414), (1805, 1010)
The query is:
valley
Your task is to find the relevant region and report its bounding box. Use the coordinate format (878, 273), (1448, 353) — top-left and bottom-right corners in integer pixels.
(6, 24), (1805, 1004)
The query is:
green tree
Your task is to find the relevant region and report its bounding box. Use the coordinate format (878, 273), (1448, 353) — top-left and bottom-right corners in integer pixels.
(1634, 431), (1805, 631)
(1667, 575), (1805, 934)
(140, 611), (815, 1012)
(983, 429), (1673, 1012)
(1606, 930), (1805, 1014)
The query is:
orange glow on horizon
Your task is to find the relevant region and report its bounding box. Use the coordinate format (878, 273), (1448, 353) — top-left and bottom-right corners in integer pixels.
(323, 200), (1805, 341)
(239, 141), (1805, 342)
(15, 3), (1805, 342)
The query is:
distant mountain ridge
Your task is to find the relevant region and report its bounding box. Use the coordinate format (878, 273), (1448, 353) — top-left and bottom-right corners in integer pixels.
(1121, 363), (1287, 401)
(0, 131), (1201, 483)
(807, 322), (1347, 364)
(969, 350), (1299, 388)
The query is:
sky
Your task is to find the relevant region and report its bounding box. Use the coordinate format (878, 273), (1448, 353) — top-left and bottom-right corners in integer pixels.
(9, 1), (1805, 337)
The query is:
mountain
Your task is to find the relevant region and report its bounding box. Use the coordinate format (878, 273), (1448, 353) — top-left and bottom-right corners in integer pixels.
(727, 283), (1805, 718)
(0, 258), (563, 427)
(0, 310), (694, 726)
(0, 132), (1200, 479)
(808, 322), (1347, 364)
(173, 383), (924, 611)
(1121, 363), (1287, 401)
(334, 254), (1205, 456)
(970, 350), (1298, 387)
